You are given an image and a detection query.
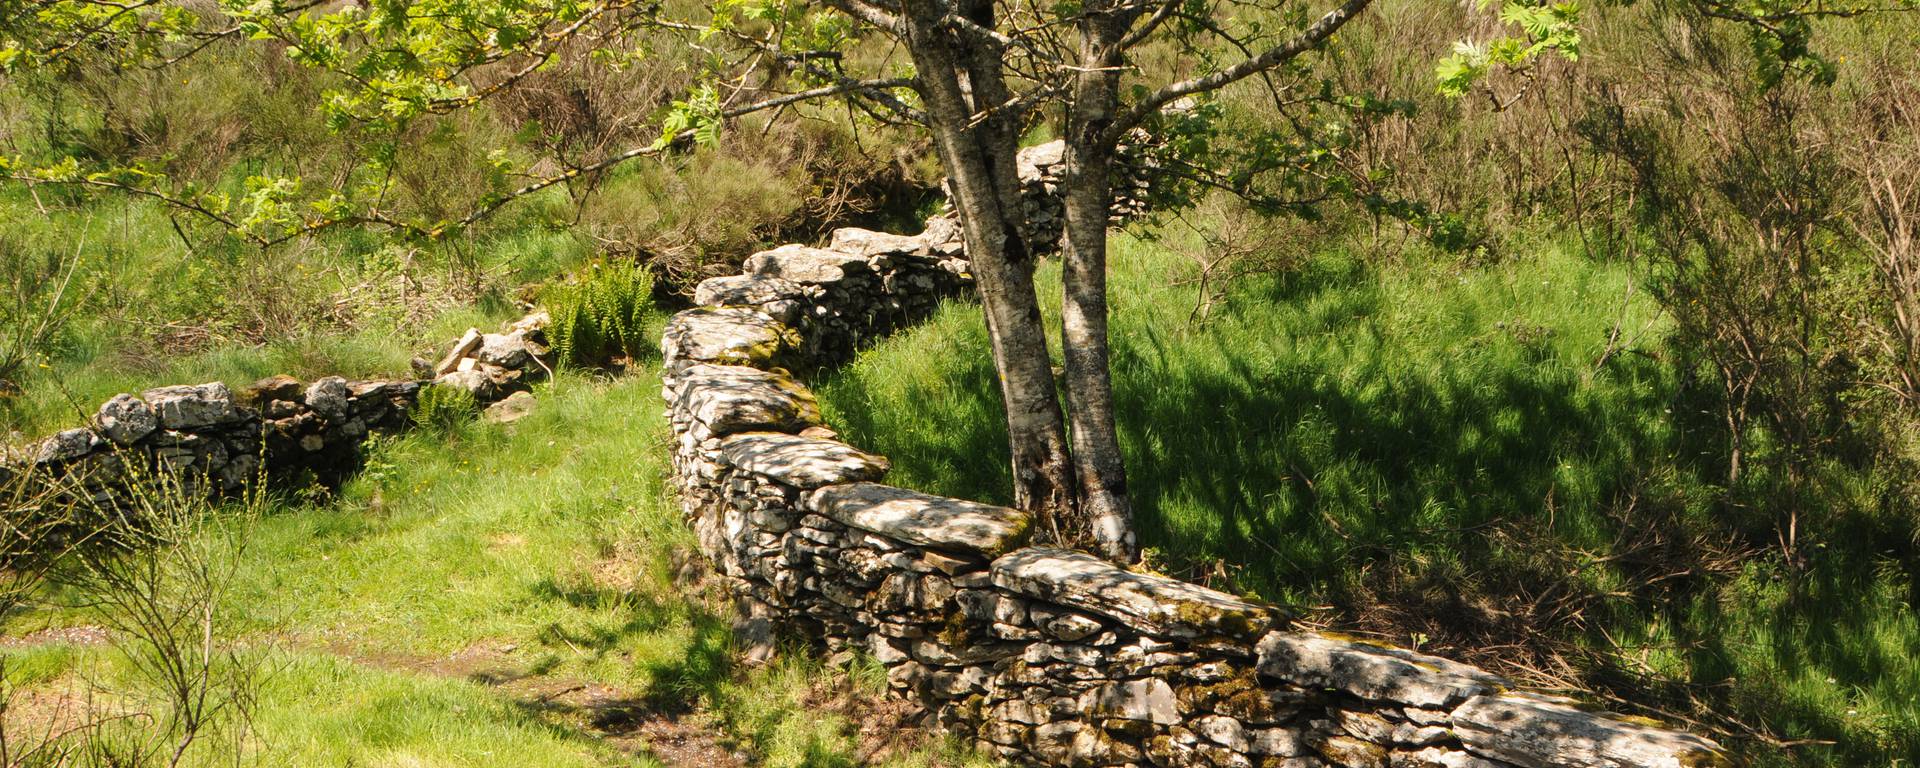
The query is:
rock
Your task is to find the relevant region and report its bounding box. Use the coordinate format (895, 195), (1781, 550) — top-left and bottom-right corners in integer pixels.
(661, 308), (799, 370)
(1251, 728), (1310, 757)
(829, 227), (932, 257)
(718, 433), (888, 489)
(1195, 714), (1251, 751)
(141, 382), (241, 429)
(435, 328), (484, 375)
(695, 274), (808, 310)
(991, 548), (1274, 641)
(243, 375), (304, 404)
(1389, 747), (1507, 768)
(482, 391), (536, 424)
(1038, 610), (1104, 642)
(1255, 632), (1505, 709)
(1451, 692), (1728, 768)
(36, 427), (99, 463)
(743, 244), (871, 284)
(808, 482), (1031, 557)
(1319, 735), (1389, 768)
(508, 311), (550, 333)
(410, 357), (435, 378)
(1086, 678), (1178, 725)
(95, 394), (158, 445)
(673, 364), (822, 437)
(304, 377), (351, 421)
(475, 332), (535, 368)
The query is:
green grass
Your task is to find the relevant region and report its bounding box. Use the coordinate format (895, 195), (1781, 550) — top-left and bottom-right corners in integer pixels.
(815, 231), (1920, 767)
(5, 371), (973, 767)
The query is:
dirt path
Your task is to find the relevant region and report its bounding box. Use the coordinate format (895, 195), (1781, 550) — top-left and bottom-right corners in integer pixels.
(334, 640), (749, 768)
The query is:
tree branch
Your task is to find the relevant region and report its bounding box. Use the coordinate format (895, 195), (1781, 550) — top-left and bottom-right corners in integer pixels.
(1105, 0), (1374, 143)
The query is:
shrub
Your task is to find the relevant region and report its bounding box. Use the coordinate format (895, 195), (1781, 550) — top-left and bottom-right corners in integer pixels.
(540, 259), (659, 368)
(412, 383), (477, 433)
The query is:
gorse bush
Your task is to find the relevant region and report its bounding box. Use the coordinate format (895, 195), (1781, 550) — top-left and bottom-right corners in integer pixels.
(539, 259), (659, 368)
(412, 383), (477, 433)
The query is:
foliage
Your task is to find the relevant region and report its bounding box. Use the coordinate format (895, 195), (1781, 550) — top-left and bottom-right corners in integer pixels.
(412, 382), (478, 434)
(540, 258), (659, 369)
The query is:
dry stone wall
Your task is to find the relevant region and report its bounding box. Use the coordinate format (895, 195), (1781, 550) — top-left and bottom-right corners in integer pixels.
(5, 312), (553, 512)
(663, 232), (1732, 768)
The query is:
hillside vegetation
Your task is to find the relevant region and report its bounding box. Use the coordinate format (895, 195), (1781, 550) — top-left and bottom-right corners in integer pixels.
(2, 0), (1918, 766)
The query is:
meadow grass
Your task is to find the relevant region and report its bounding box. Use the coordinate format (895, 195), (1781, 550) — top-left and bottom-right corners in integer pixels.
(4, 371), (971, 767)
(815, 232), (1920, 767)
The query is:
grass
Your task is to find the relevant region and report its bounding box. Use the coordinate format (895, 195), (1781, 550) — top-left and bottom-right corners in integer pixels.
(814, 230), (1920, 767)
(4, 371), (973, 767)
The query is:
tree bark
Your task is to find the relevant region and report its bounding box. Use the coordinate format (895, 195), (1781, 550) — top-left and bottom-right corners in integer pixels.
(900, 1), (1078, 523)
(1059, 3), (1137, 561)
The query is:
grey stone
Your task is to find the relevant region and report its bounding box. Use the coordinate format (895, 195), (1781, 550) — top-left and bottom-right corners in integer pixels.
(1038, 611), (1104, 642)
(1320, 735), (1390, 768)
(829, 227), (932, 257)
(96, 394), (157, 445)
(1451, 692), (1728, 768)
(991, 548), (1273, 641)
(673, 364), (821, 437)
(719, 433), (888, 489)
(661, 308), (798, 369)
(743, 244), (871, 284)
(36, 428), (99, 464)
(1389, 747), (1507, 768)
(475, 331), (537, 368)
(304, 377), (351, 420)
(1085, 678), (1178, 725)
(694, 275), (809, 324)
(809, 483), (1030, 557)
(141, 382), (241, 429)
(1251, 728), (1310, 757)
(1256, 632), (1506, 709)
(1195, 714), (1251, 751)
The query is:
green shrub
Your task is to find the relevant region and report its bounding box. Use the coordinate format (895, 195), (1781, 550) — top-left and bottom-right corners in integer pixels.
(412, 383), (477, 433)
(539, 259), (659, 368)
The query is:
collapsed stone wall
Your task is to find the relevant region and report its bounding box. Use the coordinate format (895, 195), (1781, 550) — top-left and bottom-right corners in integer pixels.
(5, 312), (553, 512)
(662, 241), (1732, 768)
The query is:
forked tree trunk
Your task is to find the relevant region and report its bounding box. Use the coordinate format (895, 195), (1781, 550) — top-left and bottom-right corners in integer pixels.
(900, 1), (1078, 523)
(1059, 4), (1138, 561)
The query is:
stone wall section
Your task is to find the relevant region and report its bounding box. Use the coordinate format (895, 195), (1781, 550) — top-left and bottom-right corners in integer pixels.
(663, 233), (1732, 768)
(6, 312), (553, 510)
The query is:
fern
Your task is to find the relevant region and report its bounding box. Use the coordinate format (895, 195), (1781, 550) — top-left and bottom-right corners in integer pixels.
(538, 259), (658, 369)
(413, 383), (477, 433)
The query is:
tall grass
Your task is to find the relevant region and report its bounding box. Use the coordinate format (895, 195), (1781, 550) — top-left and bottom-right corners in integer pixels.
(816, 232), (1920, 766)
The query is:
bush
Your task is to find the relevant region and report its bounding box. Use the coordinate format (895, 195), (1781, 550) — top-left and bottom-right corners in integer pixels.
(539, 259), (659, 369)
(412, 383), (477, 433)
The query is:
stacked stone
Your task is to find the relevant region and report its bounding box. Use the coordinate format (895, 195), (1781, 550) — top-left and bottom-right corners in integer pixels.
(7, 309), (553, 513)
(938, 139), (1157, 254)
(692, 220), (971, 369)
(658, 283), (1732, 768)
(12, 375), (422, 511)
(426, 311), (554, 400)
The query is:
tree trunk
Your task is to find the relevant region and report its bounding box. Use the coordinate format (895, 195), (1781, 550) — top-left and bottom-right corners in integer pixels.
(900, 2), (1078, 523)
(1059, 5), (1137, 561)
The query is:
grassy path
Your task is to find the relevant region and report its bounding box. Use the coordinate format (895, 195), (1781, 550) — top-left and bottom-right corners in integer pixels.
(3, 371), (965, 767)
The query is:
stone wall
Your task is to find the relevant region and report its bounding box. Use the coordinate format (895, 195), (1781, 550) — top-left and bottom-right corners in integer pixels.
(5, 312), (553, 511)
(663, 236), (1731, 768)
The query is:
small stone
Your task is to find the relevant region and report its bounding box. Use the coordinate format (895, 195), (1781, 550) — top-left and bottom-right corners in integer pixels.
(434, 328), (483, 375)
(1318, 735), (1389, 768)
(35, 428), (99, 464)
(304, 377), (351, 420)
(1251, 728), (1310, 757)
(95, 394), (158, 445)
(1086, 678), (1178, 725)
(482, 391), (537, 424)
(1038, 611), (1104, 642)
(1195, 714), (1251, 751)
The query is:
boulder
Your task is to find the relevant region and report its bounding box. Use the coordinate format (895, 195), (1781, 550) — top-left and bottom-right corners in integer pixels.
(95, 393), (158, 445)
(1451, 693), (1728, 768)
(807, 482), (1030, 557)
(672, 364), (822, 437)
(475, 331), (538, 369)
(743, 244), (871, 284)
(141, 382), (241, 429)
(990, 548), (1274, 641)
(661, 308), (798, 370)
(718, 432), (888, 489)
(1255, 632), (1505, 710)
(482, 391), (537, 424)
(829, 227), (932, 257)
